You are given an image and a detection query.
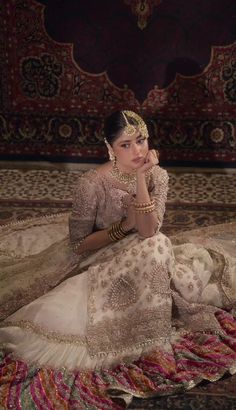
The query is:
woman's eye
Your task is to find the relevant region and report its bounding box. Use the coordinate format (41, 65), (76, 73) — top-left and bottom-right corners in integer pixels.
(121, 144), (130, 148)
(137, 138), (146, 144)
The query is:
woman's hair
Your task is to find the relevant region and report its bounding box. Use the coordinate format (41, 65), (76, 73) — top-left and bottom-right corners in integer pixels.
(104, 111), (141, 145)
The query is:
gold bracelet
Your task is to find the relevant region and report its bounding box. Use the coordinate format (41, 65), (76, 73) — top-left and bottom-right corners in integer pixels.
(116, 221), (129, 238)
(119, 221), (129, 236)
(134, 199), (155, 209)
(108, 221), (130, 242)
(108, 230), (119, 242)
(108, 223), (122, 242)
(113, 223), (125, 240)
(135, 204), (155, 211)
(108, 229), (118, 242)
(110, 225), (121, 241)
(135, 207), (155, 214)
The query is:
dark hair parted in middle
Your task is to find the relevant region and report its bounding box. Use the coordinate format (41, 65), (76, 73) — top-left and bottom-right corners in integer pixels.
(104, 111), (141, 145)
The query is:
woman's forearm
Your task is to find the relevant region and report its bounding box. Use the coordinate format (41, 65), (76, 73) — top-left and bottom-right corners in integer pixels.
(73, 219), (133, 255)
(73, 229), (113, 254)
(135, 172), (158, 237)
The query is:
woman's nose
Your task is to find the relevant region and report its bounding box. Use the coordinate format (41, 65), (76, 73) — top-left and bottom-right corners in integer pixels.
(132, 143), (140, 155)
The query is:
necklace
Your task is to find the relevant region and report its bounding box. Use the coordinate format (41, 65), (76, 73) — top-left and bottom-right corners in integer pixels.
(111, 161), (137, 186)
(111, 160), (152, 191)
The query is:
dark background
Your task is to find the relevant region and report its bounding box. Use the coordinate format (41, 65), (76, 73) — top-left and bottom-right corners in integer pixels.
(0, 0), (236, 165)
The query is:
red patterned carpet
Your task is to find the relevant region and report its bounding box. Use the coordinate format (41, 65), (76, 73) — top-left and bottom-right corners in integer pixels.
(1, 1), (236, 165)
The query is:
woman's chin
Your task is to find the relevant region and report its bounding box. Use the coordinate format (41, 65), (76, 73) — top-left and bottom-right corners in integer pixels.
(130, 162), (144, 170)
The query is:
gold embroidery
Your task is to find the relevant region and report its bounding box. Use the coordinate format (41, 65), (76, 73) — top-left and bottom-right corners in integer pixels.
(87, 303), (172, 357)
(1, 320), (86, 345)
(125, 260), (132, 268)
(103, 275), (140, 312)
(188, 283), (194, 292)
(149, 262), (171, 295)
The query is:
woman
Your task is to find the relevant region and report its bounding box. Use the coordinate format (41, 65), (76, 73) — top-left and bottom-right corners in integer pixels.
(0, 110), (236, 409)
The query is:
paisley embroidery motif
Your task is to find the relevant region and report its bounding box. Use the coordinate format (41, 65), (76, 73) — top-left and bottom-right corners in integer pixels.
(103, 275), (139, 312)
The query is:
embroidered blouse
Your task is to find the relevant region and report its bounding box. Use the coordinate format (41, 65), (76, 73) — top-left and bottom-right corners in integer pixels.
(69, 165), (169, 248)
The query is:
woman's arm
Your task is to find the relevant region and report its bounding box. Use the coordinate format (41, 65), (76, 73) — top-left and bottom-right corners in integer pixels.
(73, 228), (113, 254)
(135, 150), (168, 238)
(135, 171), (158, 237)
(70, 172), (136, 255)
(72, 210), (135, 255)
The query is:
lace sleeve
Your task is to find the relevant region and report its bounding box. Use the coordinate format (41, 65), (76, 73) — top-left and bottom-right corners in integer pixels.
(149, 166), (169, 233)
(69, 173), (97, 250)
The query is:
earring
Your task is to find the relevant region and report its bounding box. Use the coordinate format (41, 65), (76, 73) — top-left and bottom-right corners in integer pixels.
(108, 149), (115, 161)
(104, 138), (115, 161)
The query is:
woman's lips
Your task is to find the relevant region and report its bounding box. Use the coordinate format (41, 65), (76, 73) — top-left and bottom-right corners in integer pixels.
(132, 157), (143, 163)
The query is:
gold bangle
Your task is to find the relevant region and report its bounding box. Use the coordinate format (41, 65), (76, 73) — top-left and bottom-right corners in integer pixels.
(135, 207), (155, 214)
(134, 200), (155, 209)
(112, 223), (121, 239)
(108, 223), (123, 242)
(135, 206), (155, 212)
(134, 199), (155, 206)
(108, 220), (130, 242)
(119, 223), (128, 236)
(113, 225), (124, 240)
(108, 229), (118, 242)
(115, 222), (128, 238)
(118, 220), (132, 236)
(135, 204), (155, 212)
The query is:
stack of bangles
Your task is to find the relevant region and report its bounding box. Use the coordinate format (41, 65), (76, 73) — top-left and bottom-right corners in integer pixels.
(134, 199), (155, 213)
(108, 220), (130, 242)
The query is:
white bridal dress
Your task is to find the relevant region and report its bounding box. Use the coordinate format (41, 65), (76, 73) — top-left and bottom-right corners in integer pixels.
(0, 166), (236, 409)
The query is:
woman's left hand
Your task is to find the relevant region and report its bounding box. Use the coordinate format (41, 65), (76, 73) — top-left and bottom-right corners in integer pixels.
(137, 149), (159, 175)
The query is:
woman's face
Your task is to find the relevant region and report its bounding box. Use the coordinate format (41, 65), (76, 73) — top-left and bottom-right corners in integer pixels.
(112, 128), (149, 172)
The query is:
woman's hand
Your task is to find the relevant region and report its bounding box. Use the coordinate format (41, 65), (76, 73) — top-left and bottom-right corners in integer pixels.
(137, 149), (159, 175)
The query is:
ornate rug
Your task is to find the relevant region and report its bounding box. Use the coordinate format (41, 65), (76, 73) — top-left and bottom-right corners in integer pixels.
(0, 1), (236, 164)
(0, 166), (236, 235)
(130, 375), (236, 409)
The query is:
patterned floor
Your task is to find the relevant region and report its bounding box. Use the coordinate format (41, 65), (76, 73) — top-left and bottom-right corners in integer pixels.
(1, 166), (236, 203)
(0, 164), (236, 235)
(0, 162), (236, 409)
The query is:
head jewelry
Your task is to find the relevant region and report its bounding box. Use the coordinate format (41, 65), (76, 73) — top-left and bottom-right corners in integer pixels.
(122, 111), (149, 139)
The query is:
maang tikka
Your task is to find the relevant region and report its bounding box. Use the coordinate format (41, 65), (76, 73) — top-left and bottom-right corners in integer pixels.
(122, 111), (149, 139)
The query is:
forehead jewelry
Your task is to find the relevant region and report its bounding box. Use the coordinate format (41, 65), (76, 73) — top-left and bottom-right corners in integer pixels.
(122, 110), (149, 139)
(122, 111), (137, 136)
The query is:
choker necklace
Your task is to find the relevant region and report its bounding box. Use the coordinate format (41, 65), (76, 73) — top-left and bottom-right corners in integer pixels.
(111, 160), (152, 189)
(111, 161), (136, 186)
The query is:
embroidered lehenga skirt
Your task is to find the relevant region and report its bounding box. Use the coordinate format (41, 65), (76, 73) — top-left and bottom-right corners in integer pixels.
(0, 214), (236, 409)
